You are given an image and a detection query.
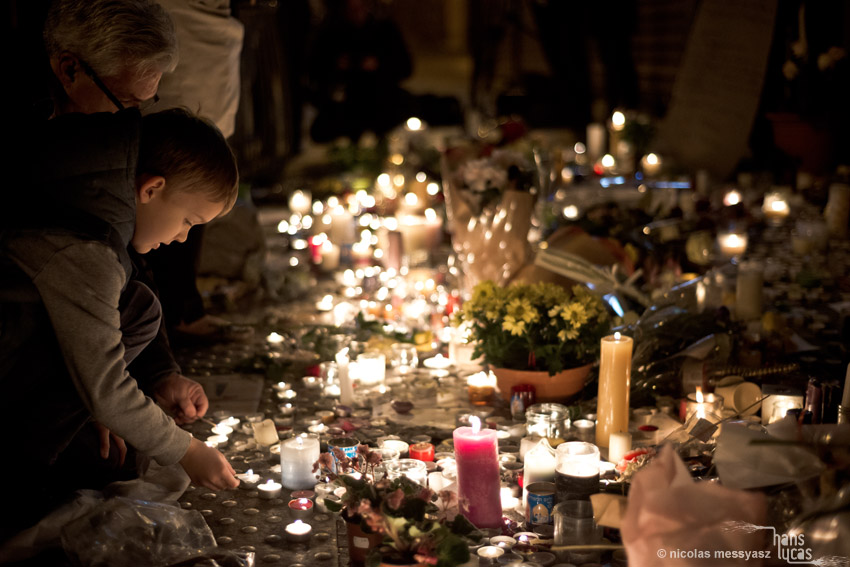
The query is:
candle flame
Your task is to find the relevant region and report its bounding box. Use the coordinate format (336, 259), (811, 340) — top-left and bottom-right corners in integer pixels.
(614, 331), (621, 340)
(293, 519), (304, 526)
(297, 436), (303, 447)
(470, 415), (481, 434)
(265, 479), (274, 486)
(696, 386), (704, 403)
(247, 469), (253, 475)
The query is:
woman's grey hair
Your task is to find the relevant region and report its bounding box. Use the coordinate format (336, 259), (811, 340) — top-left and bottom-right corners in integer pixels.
(44, 0), (178, 79)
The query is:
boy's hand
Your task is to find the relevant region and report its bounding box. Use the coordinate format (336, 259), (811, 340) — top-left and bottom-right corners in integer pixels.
(155, 372), (209, 424)
(93, 421), (127, 466)
(180, 437), (239, 491)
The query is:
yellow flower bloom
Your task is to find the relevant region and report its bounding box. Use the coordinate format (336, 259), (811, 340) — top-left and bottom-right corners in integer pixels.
(502, 316), (526, 336)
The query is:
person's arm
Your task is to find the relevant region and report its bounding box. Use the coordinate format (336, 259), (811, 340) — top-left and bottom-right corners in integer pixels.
(13, 237), (238, 489)
(25, 238), (191, 464)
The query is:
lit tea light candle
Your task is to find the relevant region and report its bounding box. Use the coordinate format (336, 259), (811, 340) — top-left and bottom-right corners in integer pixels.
(278, 389), (297, 401)
(217, 416), (240, 428)
(763, 191), (790, 225)
(210, 424), (233, 437)
(423, 354), (451, 370)
(278, 402), (295, 416)
(272, 381), (292, 393)
(489, 536), (516, 550)
(477, 546), (504, 562)
(267, 332), (285, 345)
(288, 497), (315, 520)
(205, 435), (228, 448)
(236, 468), (260, 489)
(640, 152), (662, 176)
(684, 387), (724, 422)
(409, 442), (435, 462)
(316, 294), (335, 311)
(258, 479), (282, 499)
(285, 519), (312, 543)
(302, 376), (321, 389)
(717, 231), (748, 259)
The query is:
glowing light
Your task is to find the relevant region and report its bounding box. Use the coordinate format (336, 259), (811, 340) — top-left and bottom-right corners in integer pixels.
(425, 208), (437, 222)
(601, 154), (616, 168)
(563, 205), (579, 219)
(404, 192), (419, 207)
(377, 173), (391, 188)
(426, 182), (440, 195)
(277, 220), (289, 233)
(301, 215), (313, 229)
(470, 416), (481, 434)
(415, 171), (427, 183)
(390, 153), (404, 166)
(574, 142), (586, 154)
(406, 117), (422, 131)
(611, 111), (626, 131)
(312, 201), (324, 215)
(267, 332), (284, 344)
(327, 196), (339, 208)
(723, 189), (742, 206)
(289, 257), (299, 267)
(393, 174), (405, 187)
(644, 153), (659, 165)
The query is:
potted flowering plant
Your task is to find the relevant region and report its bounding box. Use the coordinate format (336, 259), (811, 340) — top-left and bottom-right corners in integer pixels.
(453, 280), (610, 401)
(315, 445), (479, 567)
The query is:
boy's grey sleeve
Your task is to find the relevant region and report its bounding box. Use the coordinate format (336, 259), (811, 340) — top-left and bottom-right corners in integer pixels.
(21, 239), (192, 465)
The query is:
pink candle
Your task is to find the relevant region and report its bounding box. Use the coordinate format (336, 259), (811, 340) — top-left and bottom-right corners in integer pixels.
(453, 416), (502, 528)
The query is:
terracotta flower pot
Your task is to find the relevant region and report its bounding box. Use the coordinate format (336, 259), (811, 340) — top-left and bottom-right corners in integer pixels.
(346, 517), (384, 566)
(491, 364), (592, 402)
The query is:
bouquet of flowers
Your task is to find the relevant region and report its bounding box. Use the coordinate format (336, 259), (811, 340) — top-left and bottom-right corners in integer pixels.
(315, 445), (479, 567)
(453, 280), (610, 374)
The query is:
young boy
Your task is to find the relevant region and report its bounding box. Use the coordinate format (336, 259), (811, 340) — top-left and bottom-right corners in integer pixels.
(0, 107), (240, 543)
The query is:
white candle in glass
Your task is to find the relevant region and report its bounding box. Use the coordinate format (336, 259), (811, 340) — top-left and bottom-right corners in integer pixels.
(280, 435), (321, 490)
(522, 439), (556, 511)
(355, 352), (385, 387)
(595, 333), (633, 448)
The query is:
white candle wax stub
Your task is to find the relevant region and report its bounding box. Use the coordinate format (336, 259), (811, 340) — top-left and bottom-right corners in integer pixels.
(608, 432), (632, 465)
(252, 419), (279, 446)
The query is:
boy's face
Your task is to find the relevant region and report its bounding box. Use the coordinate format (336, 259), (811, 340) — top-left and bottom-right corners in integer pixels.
(133, 176), (225, 254)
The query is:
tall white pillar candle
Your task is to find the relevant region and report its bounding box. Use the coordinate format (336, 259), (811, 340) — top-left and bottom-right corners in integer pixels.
(595, 333), (633, 448)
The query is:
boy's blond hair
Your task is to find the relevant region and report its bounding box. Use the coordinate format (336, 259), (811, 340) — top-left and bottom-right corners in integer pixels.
(137, 108), (239, 214)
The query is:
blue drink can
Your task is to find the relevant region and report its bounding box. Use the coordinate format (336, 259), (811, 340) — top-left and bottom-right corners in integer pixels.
(526, 481), (555, 525)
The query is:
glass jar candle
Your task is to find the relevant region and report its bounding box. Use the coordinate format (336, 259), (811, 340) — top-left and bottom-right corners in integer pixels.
(525, 403), (571, 441)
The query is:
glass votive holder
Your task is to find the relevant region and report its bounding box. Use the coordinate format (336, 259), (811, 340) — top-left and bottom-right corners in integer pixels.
(554, 442), (600, 502)
(390, 343), (419, 375)
(571, 419), (595, 443)
(683, 391), (724, 422)
(354, 351), (386, 387)
(384, 458), (428, 486)
(763, 188), (791, 226)
(716, 228), (748, 260)
(553, 500), (602, 564)
(467, 371), (497, 406)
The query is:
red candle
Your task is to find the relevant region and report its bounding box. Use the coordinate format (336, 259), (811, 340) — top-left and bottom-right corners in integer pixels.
(288, 498), (313, 511)
(409, 442), (435, 462)
(453, 416), (502, 529)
